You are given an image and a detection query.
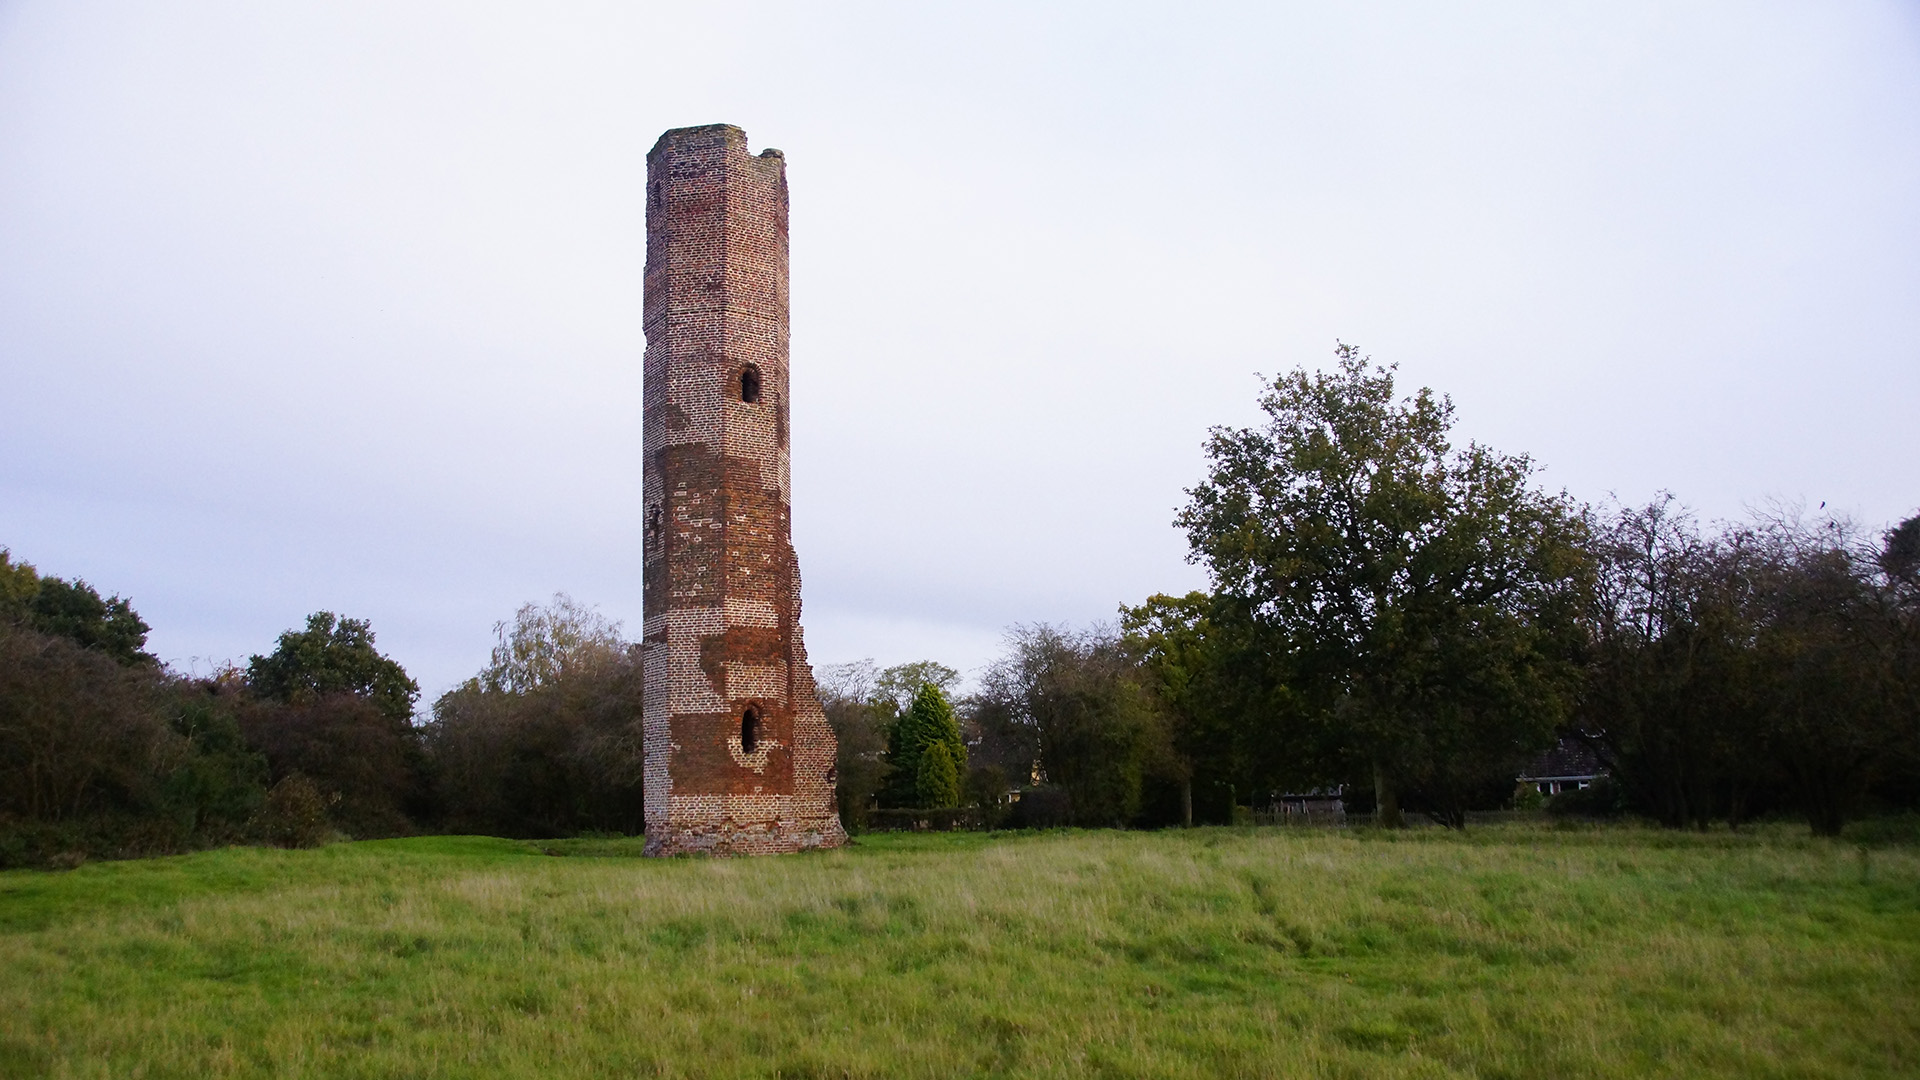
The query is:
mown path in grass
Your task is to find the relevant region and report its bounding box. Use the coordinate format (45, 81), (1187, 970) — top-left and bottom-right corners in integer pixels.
(1, 825), (1916, 1079)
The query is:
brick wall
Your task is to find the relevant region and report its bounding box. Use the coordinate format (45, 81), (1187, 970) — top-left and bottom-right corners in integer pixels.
(640, 124), (846, 856)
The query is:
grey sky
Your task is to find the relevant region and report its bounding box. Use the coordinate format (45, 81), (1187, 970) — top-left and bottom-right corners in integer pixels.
(2, 2), (1916, 700)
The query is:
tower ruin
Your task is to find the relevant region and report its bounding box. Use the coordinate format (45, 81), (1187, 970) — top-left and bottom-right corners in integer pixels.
(641, 124), (846, 856)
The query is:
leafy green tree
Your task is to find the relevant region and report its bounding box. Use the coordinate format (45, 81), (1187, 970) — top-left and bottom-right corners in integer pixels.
(1883, 514), (1920, 810)
(883, 681), (967, 808)
(1582, 501), (1920, 833)
(244, 613), (425, 834)
(476, 593), (626, 693)
(963, 763), (1011, 827)
(247, 612), (419, 723)
(1119, 592), (1306, 824)
(978, 624), (1171, 827)
(238, 691), (427, 838)
(874, 661), (962, 715)
(1886, 513), (1920, 737)
(0, 549), (153, 666)
(835, 661), (965, 816)
(1120, 592), (1239, 826)
(0, 549), (38, 614)
(29, 579), (153, 666)
(161, 685), (268, 839)
(1746, 510), (1910, 836)
(1580, 497), (1765, 828)
(1177, 344), (1588, 827)
(425, 596), (643, 838)
(1, 620), (270, 862)
(815, 660), (891, 829)
(1883, 515), (1920, 585)
(0, 622), (165, 822)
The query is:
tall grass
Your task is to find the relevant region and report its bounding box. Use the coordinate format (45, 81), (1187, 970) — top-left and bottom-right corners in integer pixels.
(2, 825), (1916, 1078)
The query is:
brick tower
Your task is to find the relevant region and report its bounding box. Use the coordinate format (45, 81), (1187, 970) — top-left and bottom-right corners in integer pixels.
(641, 124), (846, 856)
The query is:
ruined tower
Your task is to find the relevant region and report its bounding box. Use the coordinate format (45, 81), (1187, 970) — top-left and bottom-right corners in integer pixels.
(641, 124), (846, 856)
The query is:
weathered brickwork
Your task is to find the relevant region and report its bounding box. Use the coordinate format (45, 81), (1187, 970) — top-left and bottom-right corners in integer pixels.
(641, 124), (846, 856)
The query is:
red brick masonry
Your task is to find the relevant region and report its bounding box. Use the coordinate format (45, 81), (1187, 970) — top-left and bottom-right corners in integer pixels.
(641, 124), (846, 856)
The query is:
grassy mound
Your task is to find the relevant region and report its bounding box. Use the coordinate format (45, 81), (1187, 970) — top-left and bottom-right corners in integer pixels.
(2, 825), (1916, 1078)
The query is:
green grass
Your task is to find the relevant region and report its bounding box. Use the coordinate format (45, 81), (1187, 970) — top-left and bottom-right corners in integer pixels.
(2, 825), (1916, 1078)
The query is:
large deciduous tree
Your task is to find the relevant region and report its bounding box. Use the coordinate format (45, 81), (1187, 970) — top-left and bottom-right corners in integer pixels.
(0, 623), (164, 822)
(1177, 344), (1587, 827)
(1, 549), (154, 666)
(976, 624), (1171, 826)
(247, 612), (419, 723)
(873, 661), (962, 716)
(473, 593), (627, 694)
(1747, 510), (1911, 836)
(1580, 497), (1766, 828)
(1118, 591), (1257, 826)
(425, 595), (643, 837)
(1581, 500), (1920, 835)
(815, 660), (892, 829)
(244, 612), (425, 836)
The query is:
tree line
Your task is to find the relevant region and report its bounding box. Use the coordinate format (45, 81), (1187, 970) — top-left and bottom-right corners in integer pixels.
(4, 343), (1914, 865)
(828, 346), (1919, 837)
(0, 566), (643, 867)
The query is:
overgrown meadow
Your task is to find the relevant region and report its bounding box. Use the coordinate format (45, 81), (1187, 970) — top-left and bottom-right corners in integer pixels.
(4, 824), (1917, 1079)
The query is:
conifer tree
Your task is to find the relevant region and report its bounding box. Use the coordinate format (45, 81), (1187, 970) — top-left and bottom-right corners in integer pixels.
(916, 740), (962, 809)
(883, 681), (967, 808)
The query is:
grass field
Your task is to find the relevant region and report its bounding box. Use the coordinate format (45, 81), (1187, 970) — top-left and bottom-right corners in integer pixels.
(2, 825), (1917, 1079)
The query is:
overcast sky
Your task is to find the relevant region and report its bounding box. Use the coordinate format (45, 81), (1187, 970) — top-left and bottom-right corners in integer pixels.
(2, 2), (1916, 700)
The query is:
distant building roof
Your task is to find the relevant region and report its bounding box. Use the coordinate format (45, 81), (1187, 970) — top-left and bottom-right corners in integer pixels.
(1519, 737), (1605, 781)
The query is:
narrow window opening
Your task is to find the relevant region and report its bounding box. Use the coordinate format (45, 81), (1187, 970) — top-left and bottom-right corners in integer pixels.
(740, 366), (762, 404)
(741, 707), (760, 754)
